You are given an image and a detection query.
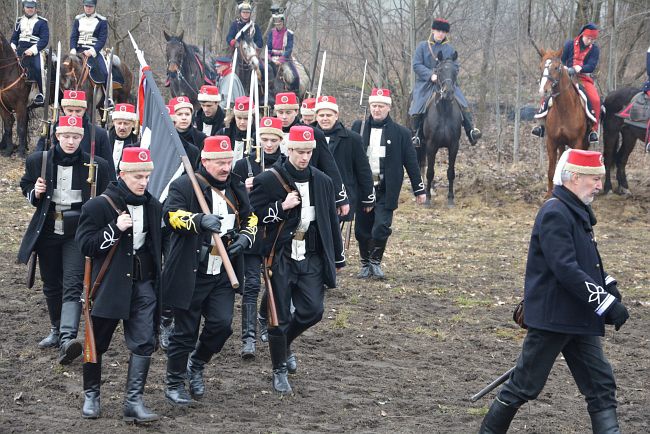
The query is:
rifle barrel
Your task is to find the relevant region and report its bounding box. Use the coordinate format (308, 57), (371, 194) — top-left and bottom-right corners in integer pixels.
(470, 367), (515, 402)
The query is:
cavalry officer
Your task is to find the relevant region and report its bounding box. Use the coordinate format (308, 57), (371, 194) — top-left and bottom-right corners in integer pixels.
(480, 149), (630, 433)
(266, 4), (298, 85)
(195, 85), (226, 136)
(109, 103), (139, 174)
(352, 89), (426, 279)
(409, 18), (481, 147)
(36, 90), (115, 177)
(315, 95), (375, 225)
(163, 136), (257, 405)
(533, 23), (601, 144)
(75, 148), (161, 423)
(18, 116), (110, 363)
(300, 97), (317, 125)
(215, 56), (245, 110)
(226, 1), (263, 50)
(170, 96), (203, 169)
(10, 0), (49, 106)
(69, 0), (114, 106)
(217, 95), (255, 163)
(232, 116), (284, 359)
(250, 125), (345, 395)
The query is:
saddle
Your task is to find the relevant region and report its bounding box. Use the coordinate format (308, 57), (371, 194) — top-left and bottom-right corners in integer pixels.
(535, 83), (597, 123)
(616, 92), (650, 127)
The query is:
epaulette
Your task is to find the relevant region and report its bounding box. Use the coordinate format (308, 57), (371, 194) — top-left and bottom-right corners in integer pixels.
(38, 16), (48, 22)
(96, 13), (106, 20)
(287, 29), (294, 35)
(75, 13), (85, 20)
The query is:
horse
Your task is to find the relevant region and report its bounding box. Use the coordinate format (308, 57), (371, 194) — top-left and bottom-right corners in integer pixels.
(235, 32), (276, 104)
(538, 49), (590, 198)
(272, 58), (310, 100)
(164, 30), (214, 107)
(420, 51), (463, 207)
(0, 31), (31, 157)
(602, 86), (647, 195)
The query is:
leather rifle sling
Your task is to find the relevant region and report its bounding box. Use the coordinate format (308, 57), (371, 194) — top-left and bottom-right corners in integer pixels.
(265, 168), (293, 268)
(89, 194), (123, 300)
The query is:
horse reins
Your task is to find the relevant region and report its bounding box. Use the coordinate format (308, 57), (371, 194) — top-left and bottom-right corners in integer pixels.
(0, 53), (28, 113)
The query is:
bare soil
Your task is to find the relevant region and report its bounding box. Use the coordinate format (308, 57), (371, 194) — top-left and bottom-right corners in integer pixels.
(0, 124), (648, 433)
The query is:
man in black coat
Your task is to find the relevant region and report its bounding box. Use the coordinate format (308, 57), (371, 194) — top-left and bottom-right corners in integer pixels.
(273, 92), (350, 215)
(170, 96), (204, 168)
(36, 90), (115, 178)
(108, 103), (139, 174)
(351, 88), (426, 279)
(480, 150), (630, 434)
(162, 135), (257, 406)
(216, 95), (255, 164)
(250, 125), (345, 395)
(18, 116), (110, 364)
(75, 148), (161, 423)
(315, 95), (375, 222)
(195, 85), (226, 136)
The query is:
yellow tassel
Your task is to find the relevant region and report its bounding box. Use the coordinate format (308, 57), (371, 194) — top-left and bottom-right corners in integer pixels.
(168, 210), (198, 233)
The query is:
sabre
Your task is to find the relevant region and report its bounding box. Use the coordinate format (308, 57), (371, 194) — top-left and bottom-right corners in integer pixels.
(102, 47), (114, 126)
(316, 50), (327, 100)
(307, 41), (320, 98)
(244, 70), (256, 157)
(52, 41), (62, 125)
(360, 59), (368, 106)
(225, 48), (238, 115)
(128, 31), (147, 68)
(263, 47), (269, 116)
(253, 70), (263, 167)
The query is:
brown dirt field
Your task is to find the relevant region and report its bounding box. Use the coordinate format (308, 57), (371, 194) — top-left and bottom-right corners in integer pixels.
(0, 124), (648, 433)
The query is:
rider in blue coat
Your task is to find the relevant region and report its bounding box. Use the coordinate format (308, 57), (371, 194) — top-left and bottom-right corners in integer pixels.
(226, 1), (263, 50)
(644, 44), (650, 93)
(10, 0), (49, 106)
(409, 19), (481, 146)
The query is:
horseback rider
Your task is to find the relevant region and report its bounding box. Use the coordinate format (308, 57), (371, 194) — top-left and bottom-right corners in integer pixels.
(69, 0), (115, 107)
(226, 1), (263, 51)
(266, 5), (298, 80)
(10, 0), (49, 107)
(533, 23), (601, 145)
(215, 56), (245, 110)
(409, 18), (481, 147)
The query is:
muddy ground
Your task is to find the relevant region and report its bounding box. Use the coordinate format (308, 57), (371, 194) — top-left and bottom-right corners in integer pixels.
(0, 124), (648, 433)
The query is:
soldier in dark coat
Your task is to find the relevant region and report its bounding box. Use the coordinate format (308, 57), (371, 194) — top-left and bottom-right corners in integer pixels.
(195, 85), (226, 136)
(226, 1), (263, 50)
(480, 150), (630, 434)
(250, 125), (345, 395)
(315, 95), (375, 222)
(75, 148), (161, 423)
(36, 90), (116, 178)
(169, 96), (204, 168)
(18, 116), (110, 363)
(351, 88), (426, 279)
(217, 96), (256, 163)
(108, 103), (139, 174)
(10, 0), (49, 106)
(232, 116), (284, 358)
(163, 136), (257, 406)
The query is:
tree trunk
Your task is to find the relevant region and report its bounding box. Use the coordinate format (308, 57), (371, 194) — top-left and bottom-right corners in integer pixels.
(196, 0), (213, 52)
(477, 0), (498, 130)
(169, 0), (182, 36)
(66, 0), (78, 49)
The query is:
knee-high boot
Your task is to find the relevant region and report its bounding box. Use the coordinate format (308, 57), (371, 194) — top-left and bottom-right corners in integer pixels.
(589, 409), (621, 434)
(82, 357), (102, 419)
(187, 343), (212, 400)
(479, 398), (519, 434)
(123, 354), (159, 423)
(58, 301), (82, 365)
(165, 354), (193, 406)
(268, 334), (292, 394)
(369, 238), (387, 279)
(241, 303), (257, 360)
(461, 108), (481, 145)
(39, 295), (61, 349)
(357, 238), (372, 279)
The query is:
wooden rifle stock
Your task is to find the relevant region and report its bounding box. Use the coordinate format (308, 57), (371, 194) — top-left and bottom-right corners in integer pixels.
(262, 259), (279, 328)
(83, 258), (97, 363)
(344, 218), (353, 251)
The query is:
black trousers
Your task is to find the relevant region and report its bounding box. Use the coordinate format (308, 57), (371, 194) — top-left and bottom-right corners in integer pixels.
(92, 280), (157, 356)
(498, 327), (618, 414)
(242, 254), (262, 305)
(167, 272), (235, 360)
(355, 193), (394, 242)
(268, 250), (325, 344)
(36, 233), (85, 303)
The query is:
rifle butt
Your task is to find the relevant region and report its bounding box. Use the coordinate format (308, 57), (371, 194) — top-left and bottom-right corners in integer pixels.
(263, 264), (279, 328)
(83, 257), (97, 363)
(26, 251), (37, 289)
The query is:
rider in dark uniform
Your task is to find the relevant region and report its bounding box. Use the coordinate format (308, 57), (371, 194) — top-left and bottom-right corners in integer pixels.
(10, 0), (49, 106)
(266, 4), (298, 86)
(226, 1), (263, 50)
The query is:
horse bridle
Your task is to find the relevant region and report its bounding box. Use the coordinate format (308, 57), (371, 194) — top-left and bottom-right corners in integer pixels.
(540, 58), (569, 98)
(167, 40), (199, 98)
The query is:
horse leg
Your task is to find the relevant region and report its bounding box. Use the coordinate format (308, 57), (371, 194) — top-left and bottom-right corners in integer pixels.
(601, 122), (620, 194)
(0, 108), (10, 151)
(1, 111), (15, 157)
(544, 138), (557, 199)
(426, 147), (436, 207)
(447, 143), (459, 208)
(615, 129), (637, 195)
(15, 105), (29, 158)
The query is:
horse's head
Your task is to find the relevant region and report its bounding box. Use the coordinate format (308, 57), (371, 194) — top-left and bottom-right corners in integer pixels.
(164, 30), (186, 76)
(238, 35), (260, 69)
(60, 53), (83, 90)
(435, 51), (458, 100)
(538, 49), (564, 98)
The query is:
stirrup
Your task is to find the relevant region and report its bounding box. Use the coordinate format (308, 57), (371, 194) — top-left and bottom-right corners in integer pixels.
(411, 135), (421, 147)
(588, 131), (599, 144)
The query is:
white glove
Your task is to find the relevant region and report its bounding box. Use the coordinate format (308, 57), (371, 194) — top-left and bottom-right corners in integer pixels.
(70, 48), (77, 56)
(10, 43), (16, 52)
(431, 73), (438, 82)
(25, 45), (38, 56)
(87, 47), (97, 58)
(573, 65), (582, 73)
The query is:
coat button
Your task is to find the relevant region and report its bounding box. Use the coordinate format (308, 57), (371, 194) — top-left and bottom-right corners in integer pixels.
(126, 273), (131, 277)
(127, 252), (131, 256)
(127, 234), (131, 237)
(596, 264), (600, 268)
(193, 269), (197, 273)
(196, 250), (200, 253)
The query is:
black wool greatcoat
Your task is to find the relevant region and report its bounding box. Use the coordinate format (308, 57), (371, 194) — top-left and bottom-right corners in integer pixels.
(321, 121), (375, 220)
(194, 107), (226, 136)
(17, 149), (111, 264)
(351, 115), (425, 210)
(162, 171), (256, 310)
(75, 182), (163, 320)
(249, 161), (345, 289)
(523, 185), (619, 336)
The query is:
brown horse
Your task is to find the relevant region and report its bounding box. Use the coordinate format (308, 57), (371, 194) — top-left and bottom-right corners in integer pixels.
(0, 31), (31, 157)
(538, 49), (590, 197)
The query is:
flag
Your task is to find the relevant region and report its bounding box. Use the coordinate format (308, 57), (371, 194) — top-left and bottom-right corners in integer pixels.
(137, 66), (186, 201)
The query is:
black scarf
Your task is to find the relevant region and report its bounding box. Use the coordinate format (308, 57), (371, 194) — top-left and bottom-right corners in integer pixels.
(109, 128), (138, 147)
(199, 165), (231, 190)
(197, 107), (225, 126)
(322, 121), (343, 137)
(53, 143), (82, 166)
(282, 117), (301, 133)
(117, 178), (149, 206)
(177, 127), (196, 145)
(263, 148), (282, 166)
(370, 115), (389, 128)
(284, 159), (311, 182)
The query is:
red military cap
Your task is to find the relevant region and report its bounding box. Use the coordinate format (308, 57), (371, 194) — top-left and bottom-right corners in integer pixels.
(553, 149), (605, 185)
(198, 85), (222, 103)
(315, 95), (338, 113)
(111, 103), (138, 121)
(287, 125), (316, 150)
(274, 92), (299, 110)
(169, 96), (193, 113)
(56, 115), (84, 135)
(61, 90), (87, 108)
(368, 88), (392, 105)
(233, 96), (254, 116)
(300, 97), (316, 115)
(202, 135), (233, 159)
(119, 147), (154, 172)
(258, 116), (283, 138)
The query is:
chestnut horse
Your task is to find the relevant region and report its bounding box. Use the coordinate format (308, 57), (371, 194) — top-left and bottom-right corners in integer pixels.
(538, 49), (590, 197)
(0, 31), (31, 157)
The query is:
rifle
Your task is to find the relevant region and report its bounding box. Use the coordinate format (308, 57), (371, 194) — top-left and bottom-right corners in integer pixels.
(306, 41), (320, 98)
(262, 257), (279, 328)
(83, 86), (100, 363)
(470, 366), (515, 402)
(101, 47), (114, 126)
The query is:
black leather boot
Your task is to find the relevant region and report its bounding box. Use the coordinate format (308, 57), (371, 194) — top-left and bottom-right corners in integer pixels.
(286, 346), (297, 374)
(479, 398), (518, 434)
(268, 334), (292, 395)
(82, 356), (102, 419)
(461, 109), (481, 145)
(357, 239), (372, 279)
(187, 344), (212, 400)
(59, 301), (83, 365)
(123, 354), (159, 423)
(589, 409), (621, 434)
(411, 114), (424, 147)
(158, 311), (174, 352)
(39, 295), (61, 348)
(258, 297), (269, 343)
(369, 239), (387, 280)
(241, 303), (257, 360)
(165, 355), (193, 406)
(531, 124), (545, 137)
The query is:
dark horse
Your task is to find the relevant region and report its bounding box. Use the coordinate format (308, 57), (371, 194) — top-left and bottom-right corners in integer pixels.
(602, 86), (647, 195)
(538, 49), (591, 198)
(165, 30), (215, 107)
(0, 31), (31, 157)
(420, 51), (462, 207)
